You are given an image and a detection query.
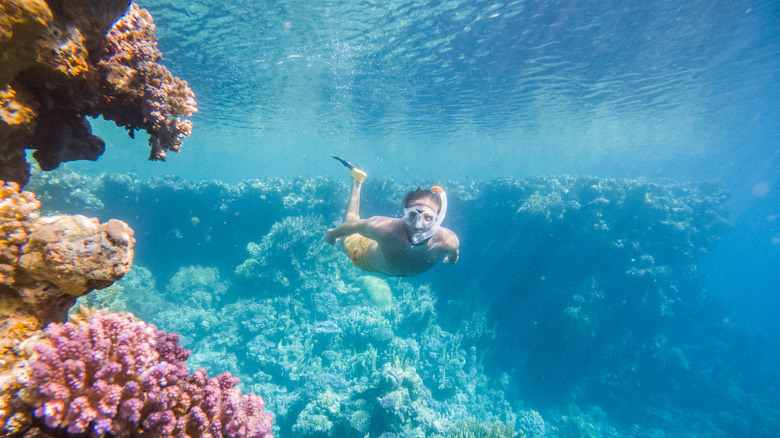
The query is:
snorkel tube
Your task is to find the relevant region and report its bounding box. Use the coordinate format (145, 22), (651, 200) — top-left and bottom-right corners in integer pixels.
(409, 186), (448, 245)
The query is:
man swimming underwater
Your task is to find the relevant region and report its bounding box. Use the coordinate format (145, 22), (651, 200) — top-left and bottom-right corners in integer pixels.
(326, 156), (460, 277)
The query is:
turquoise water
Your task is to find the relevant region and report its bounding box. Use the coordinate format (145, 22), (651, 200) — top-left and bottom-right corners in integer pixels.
(50, 0), (780, 436)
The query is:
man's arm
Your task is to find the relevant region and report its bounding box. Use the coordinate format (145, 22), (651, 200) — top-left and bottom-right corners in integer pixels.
(326, 216), (397, 245)
(439, 228), (460, 264)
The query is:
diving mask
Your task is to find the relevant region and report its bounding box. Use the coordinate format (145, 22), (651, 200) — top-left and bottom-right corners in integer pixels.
(404, 186), (447, 245)
(403, 205), (438, 228)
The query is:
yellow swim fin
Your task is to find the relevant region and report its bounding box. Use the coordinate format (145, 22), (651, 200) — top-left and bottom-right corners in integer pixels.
(332, 156), (367, 183)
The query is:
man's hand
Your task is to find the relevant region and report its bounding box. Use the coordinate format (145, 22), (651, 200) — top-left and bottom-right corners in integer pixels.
(443, 248), (459, 264)
(326, 228), (338, 245)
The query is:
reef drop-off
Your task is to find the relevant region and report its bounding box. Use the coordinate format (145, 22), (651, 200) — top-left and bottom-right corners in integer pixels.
(27, 169), (779, 437)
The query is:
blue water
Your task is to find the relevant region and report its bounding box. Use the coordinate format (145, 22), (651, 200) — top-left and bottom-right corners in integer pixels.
(53, 0), (780, 436)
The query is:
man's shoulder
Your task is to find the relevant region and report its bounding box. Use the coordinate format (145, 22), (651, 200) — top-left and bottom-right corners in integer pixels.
(434, 227), (459, 248)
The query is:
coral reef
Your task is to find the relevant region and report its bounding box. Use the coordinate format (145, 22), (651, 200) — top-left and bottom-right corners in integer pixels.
(86, 214), (516, 437)
(20, 309), (273, 437)
(25, 169), (780, 437)
(0, 0), (196, 185)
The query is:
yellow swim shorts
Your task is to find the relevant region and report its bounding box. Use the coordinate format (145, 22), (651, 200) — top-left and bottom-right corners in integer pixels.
(342, 234), (377, 272)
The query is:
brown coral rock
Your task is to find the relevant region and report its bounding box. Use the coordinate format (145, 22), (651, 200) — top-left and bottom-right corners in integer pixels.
(0, 0), (52, 185)
(0, 313), (41, 436)
(46, 0), (131, 56)
(0, 181), (40, 284)
(100, 3), (197, 161)
(16, 215), (135, 305)
(0, 0), (53, 85)
(0, 0), (196, 185)
(0, 182), (135, 323)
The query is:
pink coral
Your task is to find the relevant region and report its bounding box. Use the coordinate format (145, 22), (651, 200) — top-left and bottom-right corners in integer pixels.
(26, 310), (273, 438)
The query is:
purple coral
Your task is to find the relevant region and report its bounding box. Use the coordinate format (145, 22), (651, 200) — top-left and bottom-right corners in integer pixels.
(27, 310), (273, 437)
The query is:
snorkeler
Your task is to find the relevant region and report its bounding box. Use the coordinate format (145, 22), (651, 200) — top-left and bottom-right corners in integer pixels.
(326, 156), (460, 277)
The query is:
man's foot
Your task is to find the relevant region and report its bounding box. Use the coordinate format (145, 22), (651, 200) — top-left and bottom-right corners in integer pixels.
(332, 156), (367, 183)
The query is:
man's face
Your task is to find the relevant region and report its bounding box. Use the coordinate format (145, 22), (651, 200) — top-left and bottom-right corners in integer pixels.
(403, 199), (439, 233)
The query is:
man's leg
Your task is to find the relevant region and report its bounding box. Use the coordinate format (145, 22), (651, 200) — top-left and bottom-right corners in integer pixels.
(332, 156), (366, 222)
(345, 178), (362, 222)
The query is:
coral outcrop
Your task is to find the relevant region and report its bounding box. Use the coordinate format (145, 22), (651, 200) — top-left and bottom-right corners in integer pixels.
(21, 309), (273, 438)
(0, 0), (197, 185)
(1, 180), (135, 324)
(0, 181), (273, 437)
(98, 3), (197, 161)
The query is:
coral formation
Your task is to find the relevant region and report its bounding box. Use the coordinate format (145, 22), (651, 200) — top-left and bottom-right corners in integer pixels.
(84, 213), (515, 437)
(98, 3), (197, 161)
(0, 313), (41, 436)
(0, 0), (196, 185)
(0, 181), (40, 284)
(0, 191), (136, 323)
(21, 309), (273, 437)
(0, 180), (139, 435)
(353, 275), (393, 308)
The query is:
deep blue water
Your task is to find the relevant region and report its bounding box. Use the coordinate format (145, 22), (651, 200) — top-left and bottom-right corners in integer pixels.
(57, 0), (780, 435)
(73, 0), (780, 348)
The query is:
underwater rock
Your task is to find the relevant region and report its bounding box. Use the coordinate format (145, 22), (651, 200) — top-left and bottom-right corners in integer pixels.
(354, 275), (393, 308)
(1, 181), (135, 323)
(0, 0), (196, 185)
(12, 214), (134, 323)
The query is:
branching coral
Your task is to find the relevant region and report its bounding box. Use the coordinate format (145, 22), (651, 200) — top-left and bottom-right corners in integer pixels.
(0, 0), (197, 185)
(22, 309), (273, 438)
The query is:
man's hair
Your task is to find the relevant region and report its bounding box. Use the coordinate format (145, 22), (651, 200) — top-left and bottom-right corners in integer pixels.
(402, 187), (442, 212)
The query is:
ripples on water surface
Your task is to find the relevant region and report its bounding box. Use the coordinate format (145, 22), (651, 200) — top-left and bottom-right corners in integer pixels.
(142, 0), (778, 141)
